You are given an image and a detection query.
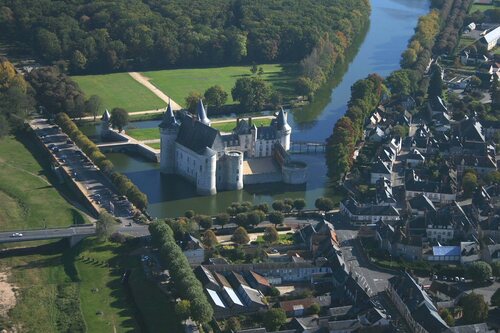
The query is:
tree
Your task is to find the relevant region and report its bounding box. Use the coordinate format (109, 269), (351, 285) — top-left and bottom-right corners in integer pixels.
(462, 172), (478, 197)
(96, 211), (116, 242)
(185, 210), (195, 219)
(470, 75), (482, 88)
(309, 303), (321, 315)
(293, 199), (306, 211)
(224, 317), (241, 333)
(386, 69), (412, 96)
(215, 213), (230, 229)
(85, 95), (102, 121)
(491, 288), (500, 307)
(492, 261), (500, 278)
(246, 211), (262, 227)
(295, 77), (316, 97)
(231, 226), (249, 245)
(392, 125), (408, 138)
(439, 308), (455, 326)
(185, 92), (203, 115)
(190, 298), (213, 324)
(263, 308), (286, 331)
(268, 212), (284, 226)
(231, 77), (270, 112)
(70, 50), (87, 72)
(401, 48), (417, 67)
(250, 63), (258, 75)
(428, 65), (443, 98)
(204, 85), (228, 110)
(467, 261), (492, 283)
(315, 197), (334, 212)
(202, 230), (218, 249)
(198, 215), (213, 230)
(272, 200), (285, 212)
(235, 213), (248, 227)
(460, 293), (489, 324)
(110, 108), (129, 132)
(175, 300), (191, 321)
(263, 226), (279, 244)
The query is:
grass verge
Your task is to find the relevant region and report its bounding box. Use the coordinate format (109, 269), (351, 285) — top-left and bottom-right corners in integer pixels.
(212, 118), (272, 132)
(0, 134), (86, 231)
(126, 128), (160, 141)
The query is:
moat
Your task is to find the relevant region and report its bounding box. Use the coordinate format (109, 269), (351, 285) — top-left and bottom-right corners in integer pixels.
(82, 0), (430, 217)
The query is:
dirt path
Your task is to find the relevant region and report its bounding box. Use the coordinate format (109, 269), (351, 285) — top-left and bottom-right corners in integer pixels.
(0, 271), (17, 318)
(128, 72), (182, 110)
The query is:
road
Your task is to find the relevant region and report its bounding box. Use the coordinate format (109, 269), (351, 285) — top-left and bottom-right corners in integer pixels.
(0, 225), (95, 243)
(331, 217), (395, 296)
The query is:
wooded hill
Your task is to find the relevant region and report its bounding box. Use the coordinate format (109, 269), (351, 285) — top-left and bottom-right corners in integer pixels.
(0, 0), (369, 73)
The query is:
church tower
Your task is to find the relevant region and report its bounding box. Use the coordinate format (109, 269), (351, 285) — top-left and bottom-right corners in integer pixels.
(100, 109), (111, 138)
(159, 101), (180, 173)
(276, 107), (291, 151)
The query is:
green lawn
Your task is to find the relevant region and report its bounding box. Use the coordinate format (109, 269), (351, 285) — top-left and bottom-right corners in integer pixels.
(0, 135), (86, 231)
(76, 239), (138, 332)
(72, 73), (166, 113)
(146, 142), (161, 150)
(142, 63), (299, 107)
(469, 2), (498, 12)
(212, 118), (271, 132)
(126, 128), (160, 141)
(255, 233), (295, 245)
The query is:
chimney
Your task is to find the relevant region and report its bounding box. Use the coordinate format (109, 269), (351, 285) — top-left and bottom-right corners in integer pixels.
(236, 118), (240, 125)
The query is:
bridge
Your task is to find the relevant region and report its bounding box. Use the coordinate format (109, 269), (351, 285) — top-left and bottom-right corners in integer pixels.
(289, 141), (326, 154)
(0, 224), (149, 247)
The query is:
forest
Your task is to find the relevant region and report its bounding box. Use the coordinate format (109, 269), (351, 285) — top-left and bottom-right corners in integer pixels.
(0, 0), (369, 73)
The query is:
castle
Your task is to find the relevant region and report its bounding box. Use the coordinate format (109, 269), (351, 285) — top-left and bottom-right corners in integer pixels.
(159, 100), (306, 195)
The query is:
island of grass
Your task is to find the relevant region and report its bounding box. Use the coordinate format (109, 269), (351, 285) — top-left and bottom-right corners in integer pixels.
(72, 72), (166, 113)
(126, 118), (272, 141)
(0, 135), (87, 231)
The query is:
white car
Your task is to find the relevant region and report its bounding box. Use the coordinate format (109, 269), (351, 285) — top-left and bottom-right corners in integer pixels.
(11, 232), (23, 237)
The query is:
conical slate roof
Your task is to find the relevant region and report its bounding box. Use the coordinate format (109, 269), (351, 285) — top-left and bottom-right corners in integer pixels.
(197, 99), (211, 126)
(276, 107), (291, 131)
(101, 109), (111, 121)
(159, 102), (179, 129)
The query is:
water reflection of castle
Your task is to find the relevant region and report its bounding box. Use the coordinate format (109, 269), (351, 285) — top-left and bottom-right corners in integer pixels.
(158, 100), (307, 195)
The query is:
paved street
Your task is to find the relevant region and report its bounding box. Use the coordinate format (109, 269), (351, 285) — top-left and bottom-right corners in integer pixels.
(332, 218), (395, 296)
(0, 225), (95, 243)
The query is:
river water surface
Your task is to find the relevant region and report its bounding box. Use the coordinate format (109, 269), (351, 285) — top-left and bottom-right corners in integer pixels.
(83, 0), (429, 217)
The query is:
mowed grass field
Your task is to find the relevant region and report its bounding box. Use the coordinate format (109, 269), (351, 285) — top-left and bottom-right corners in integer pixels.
(142, 63), (298, 107)
(72, 73), (166, 113)
(469, 2), (499, 12)
(0, 135), (86, 231)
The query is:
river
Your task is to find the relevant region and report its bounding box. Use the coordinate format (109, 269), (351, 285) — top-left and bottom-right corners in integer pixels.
(82, 0), (429, 218)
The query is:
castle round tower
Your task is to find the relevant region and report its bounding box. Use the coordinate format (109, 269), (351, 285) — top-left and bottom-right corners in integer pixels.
(159, 102), (180, 174)
(223, 151), (243, 190)
(197, 147), (217, 195)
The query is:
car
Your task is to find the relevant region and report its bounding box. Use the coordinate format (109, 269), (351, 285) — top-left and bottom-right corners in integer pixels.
(454, 276), (460, 282)
(10, 232), (23, 237)
(432, 275), (438, 280)
(460, 277), (465, 282)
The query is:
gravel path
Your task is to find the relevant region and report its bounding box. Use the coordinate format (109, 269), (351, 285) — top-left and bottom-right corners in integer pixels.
(128, 72), (182, 110)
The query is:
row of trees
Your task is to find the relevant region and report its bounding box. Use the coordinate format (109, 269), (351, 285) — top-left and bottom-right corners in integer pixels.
(0, 0), (370, 73)
(326, 74), (386, 180)
(0, 57), (34, 137)
(149, 221), (213, 323)
(432, 0), (473, 55)
(55, 113), (148, 210)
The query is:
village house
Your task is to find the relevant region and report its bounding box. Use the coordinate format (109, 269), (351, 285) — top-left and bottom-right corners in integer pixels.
(340, 198), (400, 226)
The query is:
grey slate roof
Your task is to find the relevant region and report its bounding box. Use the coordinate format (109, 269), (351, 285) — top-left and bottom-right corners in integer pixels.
(409, 194), (436, 212)
(176, 116), (219, 154)
(197, 99), (211, 126)
(159, 102), (179, 129)
(101, 109), (111, 121)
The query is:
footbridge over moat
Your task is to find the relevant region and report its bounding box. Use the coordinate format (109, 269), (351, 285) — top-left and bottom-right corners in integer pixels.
(289, 141), (326, 154)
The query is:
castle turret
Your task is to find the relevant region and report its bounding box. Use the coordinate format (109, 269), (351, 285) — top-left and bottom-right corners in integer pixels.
(276, 107), (291, 151)
(159, 102), (180, 173)
(221, 151), (243, 190)
(100, 109), (111, 138)
(197, 147), (217, 195)
(197, 99), (211, 126)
